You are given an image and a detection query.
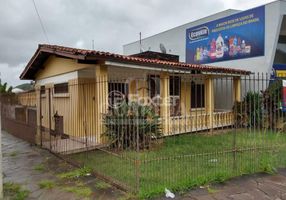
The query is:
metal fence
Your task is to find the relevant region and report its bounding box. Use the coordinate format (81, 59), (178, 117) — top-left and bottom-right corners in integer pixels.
(1, 72), (286, 198)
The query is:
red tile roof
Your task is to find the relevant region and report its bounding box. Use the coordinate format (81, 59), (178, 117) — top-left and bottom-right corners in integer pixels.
(20, 44), (251, 79)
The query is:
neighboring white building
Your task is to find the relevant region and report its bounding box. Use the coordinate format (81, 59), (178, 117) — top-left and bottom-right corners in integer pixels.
(124, 0), (286, 74)
(12, 88), (24, 94)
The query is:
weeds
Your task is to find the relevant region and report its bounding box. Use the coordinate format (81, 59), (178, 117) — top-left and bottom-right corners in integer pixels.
(62, 183), (92, 198)
(207, 186), (219, 194)
(118, 193), (137, 200)
(38, 180), (55, 189)
(4, 182), (30, 200)
(57, 166), (92, 179)
(9, 151), (18, 157)
(33, 164), (45, 172)
(95, 180), (111, 189)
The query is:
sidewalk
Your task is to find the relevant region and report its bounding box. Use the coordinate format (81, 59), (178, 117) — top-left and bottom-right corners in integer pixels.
(2, 131), (125, 200)
(155, 170), (286, 200)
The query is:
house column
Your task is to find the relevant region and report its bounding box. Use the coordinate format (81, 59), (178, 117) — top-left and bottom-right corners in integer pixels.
(137, 78), (148, 105)
(233, 77), (241, 102)
(128, 79), (137, 102)
(95, 65), (108, 143)
(45, 83), (54, 132)
(205, 77), (214, 130)
(160, 72), (170, 135)
(180, 79), (191, 116)
(68, 79), (82, 140)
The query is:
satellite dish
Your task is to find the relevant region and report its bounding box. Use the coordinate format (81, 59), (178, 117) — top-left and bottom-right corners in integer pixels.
(159, 43), (167, 54)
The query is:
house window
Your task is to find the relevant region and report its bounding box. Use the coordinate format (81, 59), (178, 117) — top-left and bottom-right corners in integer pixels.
(108, 82), (128, 108)
(191, 82), (205, 108)
(40, 86), (45, 95)
(54, 83), (69, 94)
(169, 76), (181, 116)
(148, 75), (160, 98)
(148, 75), (160, 114)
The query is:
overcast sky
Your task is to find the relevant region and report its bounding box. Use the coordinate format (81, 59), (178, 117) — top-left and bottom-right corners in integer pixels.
(0, 0), (275, 87)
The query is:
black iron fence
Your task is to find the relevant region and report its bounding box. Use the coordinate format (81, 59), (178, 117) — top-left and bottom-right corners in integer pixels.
(1, 72), (286, 198)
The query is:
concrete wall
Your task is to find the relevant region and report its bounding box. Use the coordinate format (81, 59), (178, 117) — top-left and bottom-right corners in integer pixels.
(123, 1), (285, 74)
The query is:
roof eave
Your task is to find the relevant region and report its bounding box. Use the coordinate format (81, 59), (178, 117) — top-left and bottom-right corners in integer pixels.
(85, 55), (251, 75)
(20, 46), (87, 80)
(20, 44), (252, 80)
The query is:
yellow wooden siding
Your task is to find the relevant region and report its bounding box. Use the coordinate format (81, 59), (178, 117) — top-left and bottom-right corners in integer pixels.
(36, 55), (97, 80)
(180, 79), (191, 116)
(128, 79), (137, 101)
(77, 79), (98, 143)
(94, 66), (108, 143)
(160, 72), (170, 135)
(233, 77), (241, 102)
(37, 80), (80, 139)
(205, 77), (214, 127)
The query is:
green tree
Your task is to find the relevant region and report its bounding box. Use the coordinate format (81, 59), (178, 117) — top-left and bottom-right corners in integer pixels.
(0, 80), (13, 94)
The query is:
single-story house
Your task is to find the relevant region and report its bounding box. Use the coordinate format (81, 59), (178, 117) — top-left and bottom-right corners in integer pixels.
(20, 44), (250, 152)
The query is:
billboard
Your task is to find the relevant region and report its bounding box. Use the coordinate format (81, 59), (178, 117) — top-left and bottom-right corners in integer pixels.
(186, 6), (265, 64)
(283, 80), (286, 112)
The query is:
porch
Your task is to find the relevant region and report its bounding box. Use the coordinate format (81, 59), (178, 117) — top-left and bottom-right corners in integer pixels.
(166, 110), (234, 135)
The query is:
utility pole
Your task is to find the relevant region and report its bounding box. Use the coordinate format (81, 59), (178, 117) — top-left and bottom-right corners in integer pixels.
(139, 32), (142, 53)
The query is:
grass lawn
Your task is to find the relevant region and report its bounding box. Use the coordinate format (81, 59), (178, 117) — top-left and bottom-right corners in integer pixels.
(67, 129), (286, 199)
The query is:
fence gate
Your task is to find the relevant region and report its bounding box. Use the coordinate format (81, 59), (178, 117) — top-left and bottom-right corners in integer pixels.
(40, 88), (53, 151)
(40, 86), (76, 154)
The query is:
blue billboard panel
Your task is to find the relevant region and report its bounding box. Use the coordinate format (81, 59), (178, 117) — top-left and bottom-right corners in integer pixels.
(186, 6), (265, 64)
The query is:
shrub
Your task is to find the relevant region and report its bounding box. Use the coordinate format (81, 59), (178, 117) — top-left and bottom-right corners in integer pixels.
(103, 101), (162, 150)
(262, 79), (285, 130)
(233, 91), (263, 128)
(234, 80), (286, 131)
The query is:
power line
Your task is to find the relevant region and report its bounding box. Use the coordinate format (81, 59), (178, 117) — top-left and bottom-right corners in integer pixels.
(31, 0), (50, 43)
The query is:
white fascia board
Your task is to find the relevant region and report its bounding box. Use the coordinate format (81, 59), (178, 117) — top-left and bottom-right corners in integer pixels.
(104, 61), (188, 73)
(36, 71), (78, 85)
(105, 61), (245, 76)
(201, 71), (248, 77)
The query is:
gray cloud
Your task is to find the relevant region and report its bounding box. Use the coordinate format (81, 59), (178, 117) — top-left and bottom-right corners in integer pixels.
(0, 0), (273, 86)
